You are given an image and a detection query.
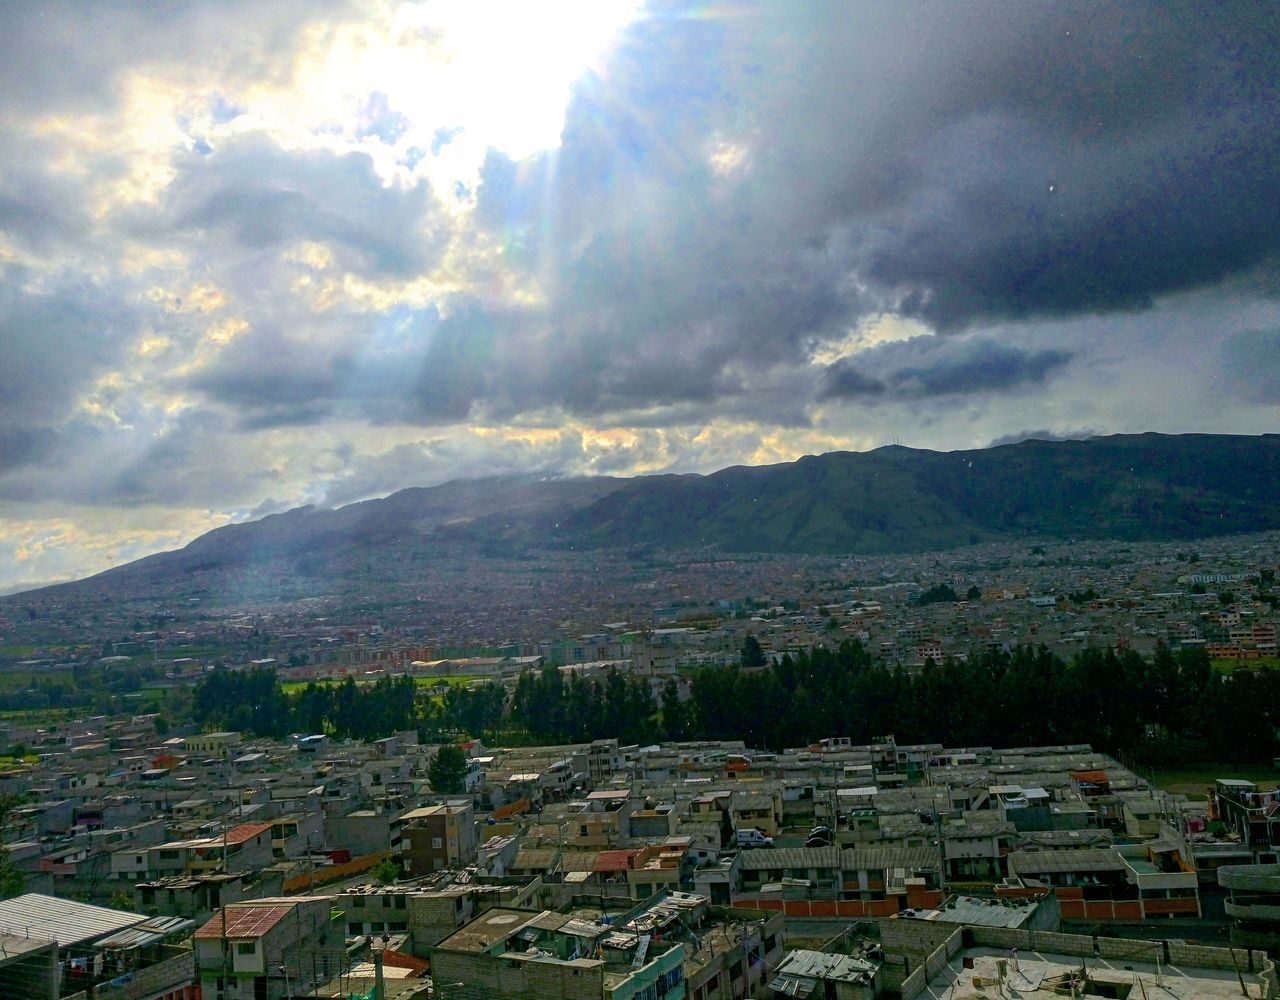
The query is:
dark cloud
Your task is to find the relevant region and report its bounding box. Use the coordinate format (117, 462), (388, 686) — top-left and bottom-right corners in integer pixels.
(987, 428), (1098, 448)
(0, 268), (143, 426)
(818, 363), (885, 400)
(458, 1), (1280, 427)
(0, 427), (61, 474)
(821, 336), (1073, 401)
(149, 132), (445, 278)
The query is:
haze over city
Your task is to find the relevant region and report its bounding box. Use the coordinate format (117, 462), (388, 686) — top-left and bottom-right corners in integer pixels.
(2, 3), (1279, 588)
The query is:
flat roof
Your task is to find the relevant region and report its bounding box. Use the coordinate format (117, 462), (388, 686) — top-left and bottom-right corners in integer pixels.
(925, 946), (1260, 998)
(435, 909), (539, 953)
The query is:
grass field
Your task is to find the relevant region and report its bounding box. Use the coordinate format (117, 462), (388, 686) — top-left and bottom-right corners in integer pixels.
(1151, 764), (1278, 798)
(280, 675), (484, 694)
(1211, 656), (1280, 673)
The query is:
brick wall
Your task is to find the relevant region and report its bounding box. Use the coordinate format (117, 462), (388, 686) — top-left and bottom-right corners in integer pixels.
(899, 928), (964, 1000)
(966, 925), (1269, 974)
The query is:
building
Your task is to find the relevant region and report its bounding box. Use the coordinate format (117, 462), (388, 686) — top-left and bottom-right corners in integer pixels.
(0, 931), (59, 1000)
(193, 897), (336, 1000)
(428, 906), (688, 1000)
(767, 949), (880, 1000)
(401, 801), (477, 875)
(1219, 862), (1280, 950)
(0, 893), (195, 1000)
(429, 890), (783, 1000)
(183, 732), (242, 759)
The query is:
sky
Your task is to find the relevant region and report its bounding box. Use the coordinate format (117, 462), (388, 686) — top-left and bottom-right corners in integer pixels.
(2, 1), (1280, 591)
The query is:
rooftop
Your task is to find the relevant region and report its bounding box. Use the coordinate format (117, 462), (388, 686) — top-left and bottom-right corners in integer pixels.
(0, 893), (147, 947)
(925, 946), (1263, 999)
(901, 894), (1045, 929)
(434, 908), (537, 953)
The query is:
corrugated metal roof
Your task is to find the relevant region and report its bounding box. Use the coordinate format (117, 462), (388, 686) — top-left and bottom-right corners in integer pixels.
(840, 846), (939, 872)
(0, 893), (147, 947)
(1009, 849), (1124, 876)
(916, 896), (1039, 928)
(740, 846), (841, 870)
(96, 916), (194, 950)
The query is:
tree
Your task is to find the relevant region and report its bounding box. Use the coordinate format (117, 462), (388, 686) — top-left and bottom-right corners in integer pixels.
(741, 635), (766, 668)
(0, 795), (27, 899)
(372, 859), (400, 885)
(428, 745), (468, 794)
(966, 585), (982, 601)
(661, 678), (690, 742)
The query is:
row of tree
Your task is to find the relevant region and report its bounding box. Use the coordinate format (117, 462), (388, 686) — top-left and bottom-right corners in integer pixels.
(190, 641), (1280, 764)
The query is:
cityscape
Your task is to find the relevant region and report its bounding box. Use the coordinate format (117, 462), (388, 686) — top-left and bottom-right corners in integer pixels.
(3, 2), (1280, 1000)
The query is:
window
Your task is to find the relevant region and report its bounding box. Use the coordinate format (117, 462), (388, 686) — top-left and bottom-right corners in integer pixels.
(354, 896), (366, 908)
(236, 942), (255, 955)
(394, 895), (406, 909)
(432, 837), (443, 849)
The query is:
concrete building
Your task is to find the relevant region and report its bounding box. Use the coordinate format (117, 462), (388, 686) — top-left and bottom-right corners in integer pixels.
(402, 801), (477, 875)
(194, 896), (335, 1000)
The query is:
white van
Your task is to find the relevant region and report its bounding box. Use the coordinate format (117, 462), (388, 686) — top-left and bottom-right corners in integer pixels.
(734, 828), (774, 848)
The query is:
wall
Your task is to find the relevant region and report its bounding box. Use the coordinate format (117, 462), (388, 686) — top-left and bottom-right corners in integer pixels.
(731, 890), (942, 920)
(431, 949), (606, 1000)
(897, 928), (964, 1000)
(281, 850), (389, 893)
(965, 925), (1270, 975)
(92, 949), (196, 1000)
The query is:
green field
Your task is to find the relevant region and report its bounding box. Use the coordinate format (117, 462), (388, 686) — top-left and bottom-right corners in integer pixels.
(1211, 656), (1280, 673)
(1151, 764), (1278, 798)
(280, 675), (484, 694)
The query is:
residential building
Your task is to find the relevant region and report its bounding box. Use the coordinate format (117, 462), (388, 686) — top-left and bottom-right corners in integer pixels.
(401, 801), (477, 875)
(193, 897), (335, 1000)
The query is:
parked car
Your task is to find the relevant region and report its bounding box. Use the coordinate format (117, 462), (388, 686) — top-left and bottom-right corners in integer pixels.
(734, 827), (775, 848)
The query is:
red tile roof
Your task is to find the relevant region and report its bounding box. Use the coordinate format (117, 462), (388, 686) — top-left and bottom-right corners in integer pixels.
(593, 850), (639, 873)
(194, 904), (292, 940)
(224, 822), (274, 845)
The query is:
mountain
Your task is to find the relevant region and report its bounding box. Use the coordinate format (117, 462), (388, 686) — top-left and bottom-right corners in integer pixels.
(13, 433), (1280, 600)
(561, 433), (1280, 552)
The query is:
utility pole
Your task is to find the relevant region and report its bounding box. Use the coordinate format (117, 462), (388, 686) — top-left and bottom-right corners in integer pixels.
(373, 947), (386, 1000)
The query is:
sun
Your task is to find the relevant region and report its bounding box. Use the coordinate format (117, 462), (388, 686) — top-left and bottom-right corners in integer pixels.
(396, 0), (643, 160)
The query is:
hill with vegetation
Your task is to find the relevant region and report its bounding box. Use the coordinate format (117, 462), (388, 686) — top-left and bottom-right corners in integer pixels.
(10, 432), (1280, 600)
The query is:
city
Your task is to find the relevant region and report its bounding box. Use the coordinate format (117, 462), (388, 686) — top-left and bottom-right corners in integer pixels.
(4, 1), (1280, 998)
(0, 528), (1279, 996)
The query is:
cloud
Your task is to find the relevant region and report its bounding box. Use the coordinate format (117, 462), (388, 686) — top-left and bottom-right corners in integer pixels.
(820, 336), (1073, 401)
(3, 1), (1280, 589)
(1220, 327), (1280, 402)
(452, 2), (1280, 433)
(818, 363), (886, 400)
(0, 268), (145, 427)
(0, 1), (359, 117)
(150, 132), (446, 278)
(987, 428), (1097, 448)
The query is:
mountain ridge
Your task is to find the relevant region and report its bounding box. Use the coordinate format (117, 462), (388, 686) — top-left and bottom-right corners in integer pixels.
(10, 432), (1280, 600)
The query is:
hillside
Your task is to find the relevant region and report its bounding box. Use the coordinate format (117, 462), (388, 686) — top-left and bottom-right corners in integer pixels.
(11, 433), (1280, 600)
